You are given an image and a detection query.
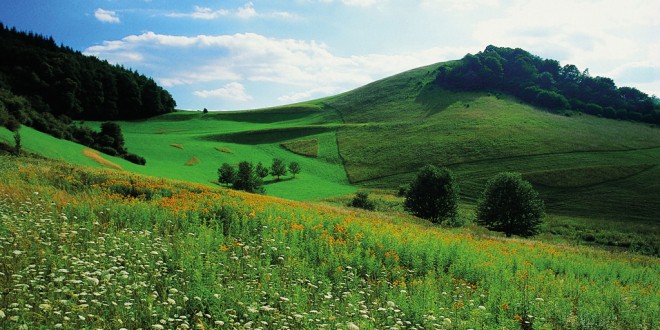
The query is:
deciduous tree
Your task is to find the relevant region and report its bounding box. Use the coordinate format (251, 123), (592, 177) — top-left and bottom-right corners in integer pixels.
(476, 172), (545, 237)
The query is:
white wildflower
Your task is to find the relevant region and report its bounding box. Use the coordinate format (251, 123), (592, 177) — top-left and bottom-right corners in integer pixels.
(347, 322), (360, 330)
(478, 305), (486, 311)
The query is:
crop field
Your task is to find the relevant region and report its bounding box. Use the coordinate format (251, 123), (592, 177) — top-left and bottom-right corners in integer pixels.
(1, 155), (658, 329)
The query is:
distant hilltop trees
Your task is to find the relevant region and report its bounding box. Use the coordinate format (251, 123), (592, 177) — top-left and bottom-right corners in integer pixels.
(0, 23), (176, 122)
(0, 23), (176, 164)
(436, 45), (660, 124)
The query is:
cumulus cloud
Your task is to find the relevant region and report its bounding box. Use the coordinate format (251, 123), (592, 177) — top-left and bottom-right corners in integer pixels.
(94, 8), (120, 23)
(84, 31), (470, 105)
(193, 82), (253, 101)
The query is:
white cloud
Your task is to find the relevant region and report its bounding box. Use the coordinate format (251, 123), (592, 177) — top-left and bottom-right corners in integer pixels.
(94, 8), (120, 23)
(341, 0), (380, 6)
(278, 86), (343, 103)
(421, 0), (500, 12)
(84, 31), (470, 105)
(165, 6), (229, 20)
(193, 82), (253, 101)
(471, 0), (660, 75)
(166, 3), (298, 20)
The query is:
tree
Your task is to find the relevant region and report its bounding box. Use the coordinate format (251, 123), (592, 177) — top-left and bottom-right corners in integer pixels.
(218, 163), (236, 187)
(404, 165), (459, 225)
(476, 172), (545, 237)
(255, 161), (269, 179)
(270, 158), (286, 181)
(288, 161), (301, 178)
(348, 192), (375, 211)
(233, 161), (263, 193)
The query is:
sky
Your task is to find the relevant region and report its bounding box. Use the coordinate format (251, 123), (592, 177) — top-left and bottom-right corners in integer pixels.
(0, 1), (658, 111)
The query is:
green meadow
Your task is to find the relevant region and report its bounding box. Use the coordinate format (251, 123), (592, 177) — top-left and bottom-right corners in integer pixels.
(1, 155), (658, 329)
(2, 60), (660, 255)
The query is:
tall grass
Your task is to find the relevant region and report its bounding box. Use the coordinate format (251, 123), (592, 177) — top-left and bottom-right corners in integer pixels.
(1, 155), (657, 329)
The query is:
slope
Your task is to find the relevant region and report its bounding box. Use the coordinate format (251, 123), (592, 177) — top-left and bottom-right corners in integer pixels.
(1, 103), (355, 201)
(322, 63), (660, 222)
(1, 153), (658, 329)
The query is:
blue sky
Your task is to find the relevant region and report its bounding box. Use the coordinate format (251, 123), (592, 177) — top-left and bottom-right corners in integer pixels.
(1, 0), (658, 110)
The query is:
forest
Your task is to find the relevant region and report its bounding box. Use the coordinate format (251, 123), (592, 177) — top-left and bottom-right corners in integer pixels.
(436, 45), (660, 124)
(0, 23), (176, 163)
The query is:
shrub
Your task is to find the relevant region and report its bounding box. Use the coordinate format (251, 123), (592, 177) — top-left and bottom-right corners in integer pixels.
(348, 192), (375, 211)
(476, 172), (545, 237)
(123, 153), (147, 165)
(404, 165), (459, 224)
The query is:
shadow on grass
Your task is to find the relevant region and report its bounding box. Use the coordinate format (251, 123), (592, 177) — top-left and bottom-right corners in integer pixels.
(263, 177), (297, 185)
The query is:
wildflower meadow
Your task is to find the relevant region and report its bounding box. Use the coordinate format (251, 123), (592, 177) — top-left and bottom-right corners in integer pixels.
(0, 155), (658, 329)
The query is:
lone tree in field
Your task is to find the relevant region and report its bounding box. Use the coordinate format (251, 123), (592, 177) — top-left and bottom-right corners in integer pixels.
(476, 172), (545, 237)
(288, 161), (301, 178)
(233, 161), (264, 193)
(404, 165), (459, 225)
(271, 158), (287, 181)
(218, 163), (236, 187)
(255, 161), (269, 179)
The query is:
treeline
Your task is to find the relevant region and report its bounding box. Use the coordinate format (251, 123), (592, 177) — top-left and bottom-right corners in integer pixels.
(218, 158), (301, 194)
(0, 22), (176, 164)
(436, 45), (660, 124)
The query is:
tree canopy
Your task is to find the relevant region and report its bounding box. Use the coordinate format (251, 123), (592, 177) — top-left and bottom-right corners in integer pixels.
(436, 45), (659, 124)
(404, 165), (459, 225)
(476, 172), (545, 237)
(0, 23), (175, 164)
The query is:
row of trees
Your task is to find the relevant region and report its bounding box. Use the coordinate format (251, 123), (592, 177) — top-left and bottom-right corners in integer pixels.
(218, 158), (301, 193)
(436, 45), (660, 123)
(348, 165), (544, 237)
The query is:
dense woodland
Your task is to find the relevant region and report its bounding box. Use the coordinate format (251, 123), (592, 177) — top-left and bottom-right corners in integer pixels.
(0, 23), (176, 163)
(437, 45), (660, 124)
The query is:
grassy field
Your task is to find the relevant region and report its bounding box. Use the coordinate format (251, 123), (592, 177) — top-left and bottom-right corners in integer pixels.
(2, 60), (659, 256)
(1, 103), (355, 201)
(323, 64), (660, 227)
(1, 154), (658, 329)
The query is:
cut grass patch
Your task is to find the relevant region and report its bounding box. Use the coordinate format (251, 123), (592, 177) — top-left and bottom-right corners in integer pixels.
(214, 146), (233, 154)
(184, 155), (200, 166)
(281, 139), (319, 157)
(82, 148), (123, 170)
(170, 143), (184, 150)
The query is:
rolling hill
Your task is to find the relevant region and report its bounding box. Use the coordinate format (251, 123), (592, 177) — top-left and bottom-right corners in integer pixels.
(2, 46), (660, 254)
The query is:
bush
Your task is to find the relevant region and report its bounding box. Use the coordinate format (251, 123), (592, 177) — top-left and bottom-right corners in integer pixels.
(404, 165), (459, 224)
(476, 172), (545, 237)
(123, 153), (146, 165)
(348, 192), (375, 211)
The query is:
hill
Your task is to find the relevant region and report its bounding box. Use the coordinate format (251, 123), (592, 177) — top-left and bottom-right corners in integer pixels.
(1, 154), (658, 329)
(322, 58), (660, 224)
(2, 44), (659, 254)
(0, 23), (176, 164)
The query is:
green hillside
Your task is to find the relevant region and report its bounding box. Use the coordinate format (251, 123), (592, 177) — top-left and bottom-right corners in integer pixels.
(1, 103), (355, 201)
(3, 52), (660, 254)
(322, 63), (660, 224)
